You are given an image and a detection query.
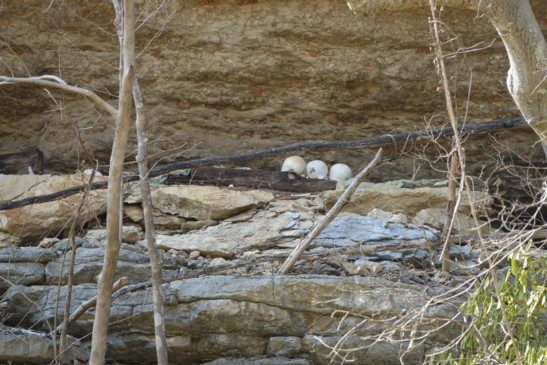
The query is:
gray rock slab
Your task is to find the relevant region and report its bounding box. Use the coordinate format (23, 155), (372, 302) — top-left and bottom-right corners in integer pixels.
(45, 246), (177, 285)
(0, 325), (88, 363)
(0, 262), (44, 289)
(314, 214), (437, 247)
(449, 244), (472, 260)
(0, 285), (49, 327)
(0, 246), (56, 263)
(169, 275), (452, 317)
(302, 334), (425, 365)
(202, 357), (310, 365)
(266, 336), (303, 357)
(156, 211), (307, 258)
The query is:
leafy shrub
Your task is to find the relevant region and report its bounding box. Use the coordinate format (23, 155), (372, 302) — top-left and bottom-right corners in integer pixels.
(431, 243), (546, 364)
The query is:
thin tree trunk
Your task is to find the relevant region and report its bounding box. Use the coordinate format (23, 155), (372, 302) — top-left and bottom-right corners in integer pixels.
(428, 2), (523, 362)
(112, 0), (168, 359)
(133, 81), (169, 364)
(427, 6), (463, 274)
(278, 148), (383, 274)
(89, 1), (135, 363)
(59, 170), (96, 361)
(440, 148), (458, 272)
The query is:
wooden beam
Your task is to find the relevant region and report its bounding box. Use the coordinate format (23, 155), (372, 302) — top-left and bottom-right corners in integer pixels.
(0, 148), (44, 174)
(165, 167), (337, 193)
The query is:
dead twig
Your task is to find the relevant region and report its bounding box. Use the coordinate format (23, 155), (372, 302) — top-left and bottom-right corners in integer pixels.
(278, 148), (384, 273)
(54, 276), (129, 334)
(0, 76), (117, 118)
(59, 167), (97, 361)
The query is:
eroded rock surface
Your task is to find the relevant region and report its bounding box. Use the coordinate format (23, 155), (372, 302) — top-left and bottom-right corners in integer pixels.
(126, 183), (274, 221)
(0, 182), (490, 364)
(320, 185), (492, 216)
(0, 174), (106, 239)
(0, 1), (544, 182)
(2, 275), (458, 364)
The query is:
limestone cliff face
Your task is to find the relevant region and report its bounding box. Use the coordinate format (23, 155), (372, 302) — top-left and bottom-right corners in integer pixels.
(0, 0), (545, 179)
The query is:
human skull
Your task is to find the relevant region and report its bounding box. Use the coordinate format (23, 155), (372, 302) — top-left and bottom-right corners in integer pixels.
(281, 156), (306, 175)
(83, 168), (103, 177)
(329, 163), (352, 182)
(306, 160), (328, 179)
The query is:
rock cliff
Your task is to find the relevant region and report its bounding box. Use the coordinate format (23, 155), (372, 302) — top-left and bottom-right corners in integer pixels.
(0, 174), (491, 364)
(0, 1), (545, 182)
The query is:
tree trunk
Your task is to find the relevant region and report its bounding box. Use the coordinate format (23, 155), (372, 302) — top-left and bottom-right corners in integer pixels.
(441, 150), (458, 272)
(133, 81), (169, 365)
(89, 1), (135, 363)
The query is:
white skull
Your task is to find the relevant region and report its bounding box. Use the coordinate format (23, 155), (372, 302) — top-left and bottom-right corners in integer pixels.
(306, 160), (328, 179)
(329, 163), (352, 182)
(281, 156), (306, 175)
(83, 168), (103, 177)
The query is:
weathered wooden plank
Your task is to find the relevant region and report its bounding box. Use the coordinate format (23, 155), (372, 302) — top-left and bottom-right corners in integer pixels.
(0, 148), (44, 174)
(164, 167), (337, 193)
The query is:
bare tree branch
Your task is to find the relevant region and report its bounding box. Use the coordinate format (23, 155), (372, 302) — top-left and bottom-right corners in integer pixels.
(279, 148), (383, 273)
(428, 1), (525, 362)
(54, 277), (129, 334)
(0, 76), (117, 118)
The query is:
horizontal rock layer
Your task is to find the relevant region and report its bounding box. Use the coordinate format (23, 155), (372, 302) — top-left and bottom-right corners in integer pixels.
(2, 274), (459, 364)
(0, 182), (484, 363)
(0, 1), (544, 184)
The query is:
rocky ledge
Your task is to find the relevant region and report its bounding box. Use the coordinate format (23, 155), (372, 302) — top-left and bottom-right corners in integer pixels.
(0, 174), (492, 364)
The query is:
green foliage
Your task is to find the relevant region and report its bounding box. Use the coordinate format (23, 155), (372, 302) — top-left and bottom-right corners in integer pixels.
(431, 244), (546, 364)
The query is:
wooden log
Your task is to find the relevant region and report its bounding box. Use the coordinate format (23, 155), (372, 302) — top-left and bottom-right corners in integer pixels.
(165, 167), (337, 193)
(0, 148), (44, 174)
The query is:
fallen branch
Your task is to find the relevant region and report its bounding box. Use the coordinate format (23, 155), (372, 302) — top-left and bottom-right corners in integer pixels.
(54, 276), (128, 334)
(150, 117), (524, 176)
(0, 76), (117, 118)
(0, 118), (524, 211)
(165, 167), (337, 192)
(278, 148), (384, 273)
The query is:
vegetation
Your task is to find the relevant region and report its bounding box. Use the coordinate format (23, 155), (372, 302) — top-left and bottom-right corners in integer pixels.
(432, 244), (546, 364)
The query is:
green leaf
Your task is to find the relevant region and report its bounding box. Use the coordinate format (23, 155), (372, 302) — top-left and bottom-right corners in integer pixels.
(511, 259), (518, 275)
